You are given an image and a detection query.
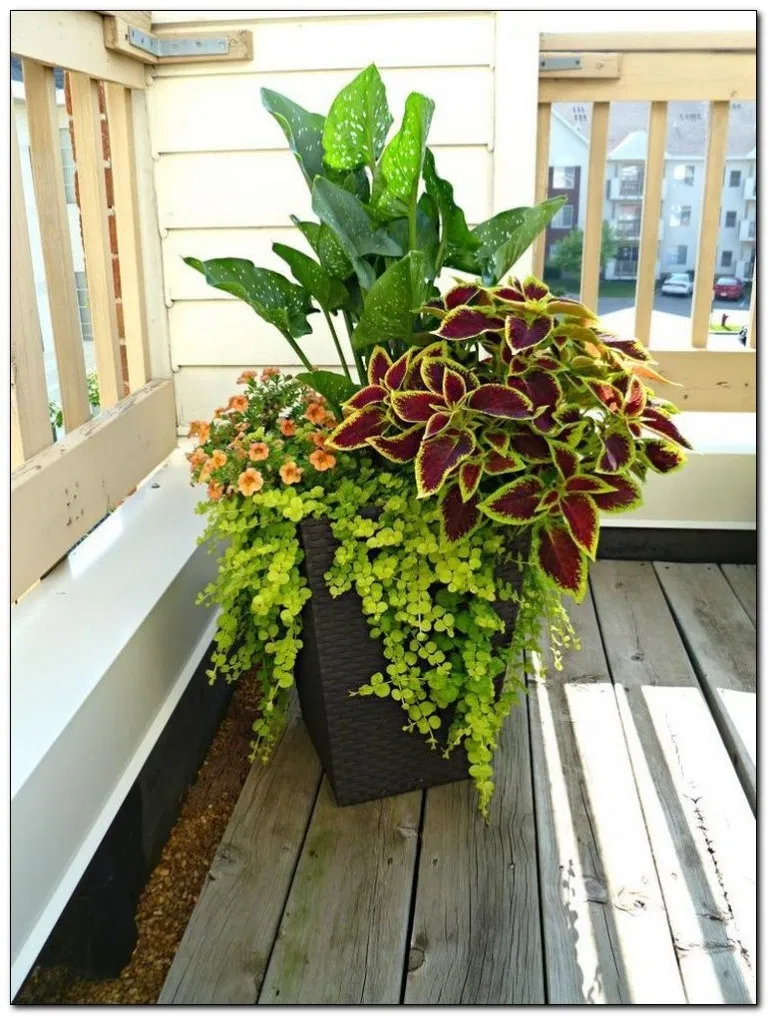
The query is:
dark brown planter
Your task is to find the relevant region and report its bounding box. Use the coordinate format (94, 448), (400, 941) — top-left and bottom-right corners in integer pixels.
(295, 515), (530, 807)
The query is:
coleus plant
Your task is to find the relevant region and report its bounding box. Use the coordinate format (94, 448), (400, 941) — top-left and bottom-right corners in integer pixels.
(326, 275), (690, 600)
(184, 64), (566, 415)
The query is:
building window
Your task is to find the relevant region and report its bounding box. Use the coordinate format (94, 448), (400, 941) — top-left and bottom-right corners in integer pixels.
(669, 205), (691, 227)
(724, 210), (737, 228)
(721, 250), (733, 268)
(552, 166), (576, 189)
(74, 271), (93, 343)
(59, 126), (76, 204)
(671, 245), (688, 265)
(673, 164), (695, 186)
(729, 169), (742, 188)
(551, 204), (574, 229)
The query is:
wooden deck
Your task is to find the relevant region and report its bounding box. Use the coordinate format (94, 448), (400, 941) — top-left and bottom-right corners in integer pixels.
(160, 561), (756, 1005)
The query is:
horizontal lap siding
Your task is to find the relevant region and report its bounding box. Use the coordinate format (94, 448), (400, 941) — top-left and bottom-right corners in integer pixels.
(149, 12), (495, 425)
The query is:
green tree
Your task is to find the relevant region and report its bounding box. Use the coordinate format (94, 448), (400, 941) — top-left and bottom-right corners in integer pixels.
(551, 222), (619, 275)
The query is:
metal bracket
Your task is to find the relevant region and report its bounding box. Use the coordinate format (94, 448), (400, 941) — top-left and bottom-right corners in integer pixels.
(128, 26), (230, 59)
(539, 56), (582, 72)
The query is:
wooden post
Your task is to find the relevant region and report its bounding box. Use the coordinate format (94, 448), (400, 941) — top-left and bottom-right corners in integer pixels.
(533, 103), (551, 280)
(69, 71), (124, 407)
(22, 59), (91, 431)
(11, 100), (53, 468)
(634, 101), (668, 345)
(581, 101), (610, 310)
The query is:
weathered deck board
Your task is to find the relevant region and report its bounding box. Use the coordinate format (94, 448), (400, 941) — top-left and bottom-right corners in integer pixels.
(404, 688), (544, 1004)
(721, 564), (757, 626)
(258, 780), (420, 1004)
(591, 562), (756, 1003)
(528, 591), (686, 1004)
(158, 713), (322, 1004)
(655, 563), (756, 811)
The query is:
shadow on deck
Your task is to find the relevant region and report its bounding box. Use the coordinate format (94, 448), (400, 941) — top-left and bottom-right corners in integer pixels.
(160, 561), (756, 1005)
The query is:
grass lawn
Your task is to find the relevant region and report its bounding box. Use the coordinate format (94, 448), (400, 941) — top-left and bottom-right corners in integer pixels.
(709, 323), (741, 333)
(598, 280), (637, 298)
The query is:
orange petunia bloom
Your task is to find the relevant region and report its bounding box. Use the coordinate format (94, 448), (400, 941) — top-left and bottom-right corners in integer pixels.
(188, 420), (210, 444)
(212, 407), (225, 419)
(278, 417), (297, 437)
(305, 402), (326, 425)
(249, 442), (269, 461)
(238, 468), (264, 496)
(207, 481), (224, 501)
(306, 430), (327, 449)
(188, 447), (207, 468)
(237, 369), (258, 384)
(210, 449), (228, 470)
(279, 461), (303, 485)
(261, 366), (280, 380)
(309, 449), (337, 472)
(228, 394), (248, 413)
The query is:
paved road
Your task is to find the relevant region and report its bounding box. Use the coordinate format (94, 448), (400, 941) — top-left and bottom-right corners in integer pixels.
(596, 292), (750, 319)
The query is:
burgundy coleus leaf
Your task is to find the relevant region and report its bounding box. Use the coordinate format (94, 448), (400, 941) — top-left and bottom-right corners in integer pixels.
(391, 389), (447, 423)
(424, 411), (452, 439)
(459, 460), (483, 502)
(435, 307), (505, 340)
(420, 300), (447, 320)
(526, 369), (562, 407)
(535, 521), (587, 600)
(367, 423), (425, 463)
(415, 428), (475, 498)
(485, 430), (509, 453)
(521, 276), (549, 301)
(598, 432), (633, 473)
(591, 474), (643, 513)
(421, 358), (446, 395)
(538, 489), (560, 512)
(403, 342), (446, 388)
(564, 474), (616, 495)
(466, 383), (534, 419)
(444, 283), (482, 310)
(443, 367), (467, 407)
(560, 493), (600, 559)
(643, 438), (686, 474)
(484, 450), (523, 475)
(494, 277), (525, 303)
(641, 408), (693, 449)
(623, 376), (646, 418)
(439, 483), (482, 543)
(367, 347), (392, 386)
(505, 314), (554, 352)
(552, 443), (578, 479)
(479, 475), (544, 524)
(588, 381), (623, 412)
(385, 351), (411, 392)
(599, 335), (653, 362)
(327, 406), (387, 450)
(509, 429), (551, 462)
(346, 384), (387, 411)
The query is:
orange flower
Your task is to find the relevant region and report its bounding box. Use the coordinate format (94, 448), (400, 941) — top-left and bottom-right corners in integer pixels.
(320, 410), (338, 428)
(210, 449), (228, 470)
(279, 461), (303, 485)
(212, 407), (225, 419)
(309, 449), (337, 472)
(306, 430), (327, 449)
(261, 366), (280, 380)
(249, 442), (269, 461)
(305, 401), (326, 425)
(188, 420), (210, 444)
(188, 447), (207, 468)
(237, 369), (258, 384)
(228, 394), (248, 413)
(238, 468), (264, 496)
(279, 417), (297, 437)
(207, 481), (224, 501)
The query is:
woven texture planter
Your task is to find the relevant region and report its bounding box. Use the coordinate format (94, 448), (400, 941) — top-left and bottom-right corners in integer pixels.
(295, 516), (530, 807)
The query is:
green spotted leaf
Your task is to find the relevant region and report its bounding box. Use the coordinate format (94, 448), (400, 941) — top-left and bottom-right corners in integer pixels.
(290, 217), (354, 281)
(261, 88), (325, 187)
(272, 242), (348, 312)
(471, 196), (567, 284)
(352, 251), (429, 349)
(323, 64), (393, 172)
(377, 92), (435, 220)
(295, 369), (360, 411)
(422, 148), (479, 273)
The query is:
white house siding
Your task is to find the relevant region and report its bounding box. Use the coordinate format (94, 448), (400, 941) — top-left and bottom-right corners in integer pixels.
(147, 12), (513, 426)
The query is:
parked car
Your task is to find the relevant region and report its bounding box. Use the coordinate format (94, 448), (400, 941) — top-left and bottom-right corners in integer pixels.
(713, 276), (745, 301)
(661, 273), (693, 296)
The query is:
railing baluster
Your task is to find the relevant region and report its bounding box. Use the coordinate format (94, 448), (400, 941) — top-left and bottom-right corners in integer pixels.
(105, 82), (151, 391)
(690, 101), (730, 349)
(533, 103), (551, 280)
(581, 101), (610, 311)
(69, 71), (123, 407)
(634, 101), (668, 345)
(22, 59), (91, 431)
(11, 99), (53, 468)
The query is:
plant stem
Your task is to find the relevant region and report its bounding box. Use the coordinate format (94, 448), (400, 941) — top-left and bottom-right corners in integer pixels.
(323, 310), (352, 381)
(281, 331), (314, 374)
(343, 309), (366, 383)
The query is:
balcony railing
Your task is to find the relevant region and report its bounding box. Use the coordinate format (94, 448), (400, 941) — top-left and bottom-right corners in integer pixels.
(615, 219), (642, 239)
(739, 219), (757, 242)
(608, 177), (644, 200)
(744, 177), (756, 201)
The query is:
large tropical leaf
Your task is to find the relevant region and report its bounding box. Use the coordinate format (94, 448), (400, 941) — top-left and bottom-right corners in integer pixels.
(471, 196), (567, 284)
(273, 243), (348, 312)
(295, 370), (359, 412)
(377, 92), (435, 220)
(312, 177), (402, 290)
(322, 64), (393, 172)
(352, 251), (429, 349)
(183, 257), (314, 338)
(290, 216), (353, 281)
(261, 88), (325, 187)
(422, 148), (479, 272)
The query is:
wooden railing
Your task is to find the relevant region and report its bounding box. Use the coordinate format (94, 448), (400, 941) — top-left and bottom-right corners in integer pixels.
(534, 31), (756, 411)
(10, 11), (176, 601)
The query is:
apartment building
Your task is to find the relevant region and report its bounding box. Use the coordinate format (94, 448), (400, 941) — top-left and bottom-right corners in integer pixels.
(546, 101), (756, 282)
